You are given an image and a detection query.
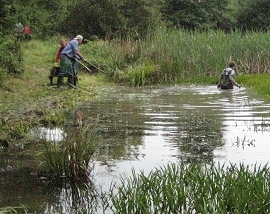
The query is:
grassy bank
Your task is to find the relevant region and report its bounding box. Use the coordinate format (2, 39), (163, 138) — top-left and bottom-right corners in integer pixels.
(0, 39), (109, 143)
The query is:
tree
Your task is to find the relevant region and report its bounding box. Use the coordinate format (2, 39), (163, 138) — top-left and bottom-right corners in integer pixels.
(60, 0), (123, 39)
(162, 0), (232, 31)
(60, 0), (165, 40)
(235, 0), (270, 32)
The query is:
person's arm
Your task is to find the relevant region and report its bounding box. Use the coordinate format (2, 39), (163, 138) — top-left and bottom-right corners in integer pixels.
(217, 79), (221, 88)
(75, 50), (84, 60)
(229, 76), (240, 88)
(217, 72), (223, 88)
(229, 70), (240, 88)
(72, 40), (85, 60)
(55, 48), (61, 63)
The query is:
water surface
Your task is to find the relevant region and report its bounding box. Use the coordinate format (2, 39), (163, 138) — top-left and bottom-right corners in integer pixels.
(90, 85), (270, 189)
(1, 85), (270, 213)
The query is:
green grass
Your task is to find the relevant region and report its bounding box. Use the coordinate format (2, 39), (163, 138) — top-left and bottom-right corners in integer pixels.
(103, 28), (270, 85)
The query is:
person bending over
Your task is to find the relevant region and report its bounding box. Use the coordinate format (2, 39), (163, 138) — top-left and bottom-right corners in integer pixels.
(57, 35), (84, 88)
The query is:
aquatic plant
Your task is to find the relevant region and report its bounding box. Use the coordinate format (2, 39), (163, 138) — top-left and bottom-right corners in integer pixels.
(39, 111), (99, 181)
(106, 162), (270, 213)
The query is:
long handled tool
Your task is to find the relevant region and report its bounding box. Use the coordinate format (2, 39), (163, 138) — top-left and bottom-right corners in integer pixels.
(74, 58), (92, 73)
(83, 59), (105, 73)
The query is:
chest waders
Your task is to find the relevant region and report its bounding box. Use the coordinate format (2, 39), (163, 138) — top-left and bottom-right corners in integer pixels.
(220, 69), (233, 89)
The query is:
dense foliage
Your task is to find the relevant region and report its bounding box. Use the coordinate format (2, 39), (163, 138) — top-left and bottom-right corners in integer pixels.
(2, 0), (270, 39)
(162, 0), (232, 31)
(236, 0), (270, 32)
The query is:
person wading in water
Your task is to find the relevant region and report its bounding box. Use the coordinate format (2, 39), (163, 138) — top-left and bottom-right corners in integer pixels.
(217, 61), (241, 89)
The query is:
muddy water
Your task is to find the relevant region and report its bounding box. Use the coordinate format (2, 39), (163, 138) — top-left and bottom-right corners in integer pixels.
(1, 85), (270, 213)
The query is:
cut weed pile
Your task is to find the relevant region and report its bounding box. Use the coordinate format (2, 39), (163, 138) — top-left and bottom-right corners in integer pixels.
(0, 39), (108, 143)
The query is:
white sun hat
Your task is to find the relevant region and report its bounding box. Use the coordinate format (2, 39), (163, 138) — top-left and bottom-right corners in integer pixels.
(74, 35), (83, 40)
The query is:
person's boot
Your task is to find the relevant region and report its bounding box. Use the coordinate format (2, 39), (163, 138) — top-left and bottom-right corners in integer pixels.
(74, 76), (78, 86)
(57, 76), (63, 88)
(68, 77), (76, 89)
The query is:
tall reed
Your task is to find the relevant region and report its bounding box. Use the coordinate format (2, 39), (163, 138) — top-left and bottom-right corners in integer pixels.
(97, 27), (270, 85)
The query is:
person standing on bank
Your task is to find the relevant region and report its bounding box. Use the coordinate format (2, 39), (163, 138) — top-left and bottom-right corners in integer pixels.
(15, 21), (24, 41)
(55, 39), (68, 64)
(23, 25), (31, 40)
(217, 61), (241, 89)
(57, 35), (84, 88)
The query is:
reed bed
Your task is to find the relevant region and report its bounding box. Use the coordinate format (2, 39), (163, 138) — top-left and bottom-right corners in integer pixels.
(98, 28), (270, 85)
(107, 162), (270, 213)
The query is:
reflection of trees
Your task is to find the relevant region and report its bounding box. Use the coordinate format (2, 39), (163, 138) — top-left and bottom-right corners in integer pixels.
(0, 166), (100, 213)
(0, 167), (60, 212)
(172, 110), (224, 162)
(83, 93), (225, 163)
(84, 100), (147, 162)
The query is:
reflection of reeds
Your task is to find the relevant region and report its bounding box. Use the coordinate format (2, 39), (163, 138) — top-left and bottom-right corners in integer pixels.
(232, 136), (255, 148)
(39, 112), (98, 181)
(105, 162), (270, 213)
(59, 181), (100, 213)
(0, 206), (28, 213)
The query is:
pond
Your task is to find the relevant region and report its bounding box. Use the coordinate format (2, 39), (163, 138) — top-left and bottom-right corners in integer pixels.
(1, 85), (270, 213)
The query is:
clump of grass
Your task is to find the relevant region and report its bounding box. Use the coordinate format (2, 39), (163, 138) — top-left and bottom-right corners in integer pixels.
(38, 114), (99, 181)
(113, 62), (161, 86)
(106, 162), (270, 213)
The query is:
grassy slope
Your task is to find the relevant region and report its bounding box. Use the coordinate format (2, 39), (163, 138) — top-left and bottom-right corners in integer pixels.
(0, 40), (108, 112)
(0, 39), (111, 140)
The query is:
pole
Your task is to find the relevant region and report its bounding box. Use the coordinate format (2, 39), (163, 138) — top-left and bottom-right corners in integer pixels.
(83, 59), (105, 73)
(74, 58), (92, 73)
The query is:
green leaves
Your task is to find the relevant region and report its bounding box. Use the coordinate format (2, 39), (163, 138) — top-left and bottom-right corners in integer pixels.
(0, 37), (23, 85)
(163, 0), (231, 31)
(236, 0), (270, 31)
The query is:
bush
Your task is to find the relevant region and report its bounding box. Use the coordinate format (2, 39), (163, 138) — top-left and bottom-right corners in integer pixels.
(0, 35), (24, 86)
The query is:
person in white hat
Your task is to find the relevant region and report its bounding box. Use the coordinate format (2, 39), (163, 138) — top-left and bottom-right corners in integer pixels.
(57, 35), (84, 88)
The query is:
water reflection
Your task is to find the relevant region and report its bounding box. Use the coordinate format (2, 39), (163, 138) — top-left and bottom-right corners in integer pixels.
(91, 85), (270, 187)
(0, 167), (99, 213)
(30, 127), (64, 142)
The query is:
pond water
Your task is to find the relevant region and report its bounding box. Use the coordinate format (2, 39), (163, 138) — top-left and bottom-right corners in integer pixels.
(1, 85), (270, 213)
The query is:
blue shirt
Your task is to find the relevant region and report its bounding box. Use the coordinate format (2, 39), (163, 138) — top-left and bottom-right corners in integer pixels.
(61, 39), (79, 58)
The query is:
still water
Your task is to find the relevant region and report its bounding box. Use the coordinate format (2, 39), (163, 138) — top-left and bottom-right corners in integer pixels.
(1, 85), (270, 213)
(91, 85), (270, 188)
